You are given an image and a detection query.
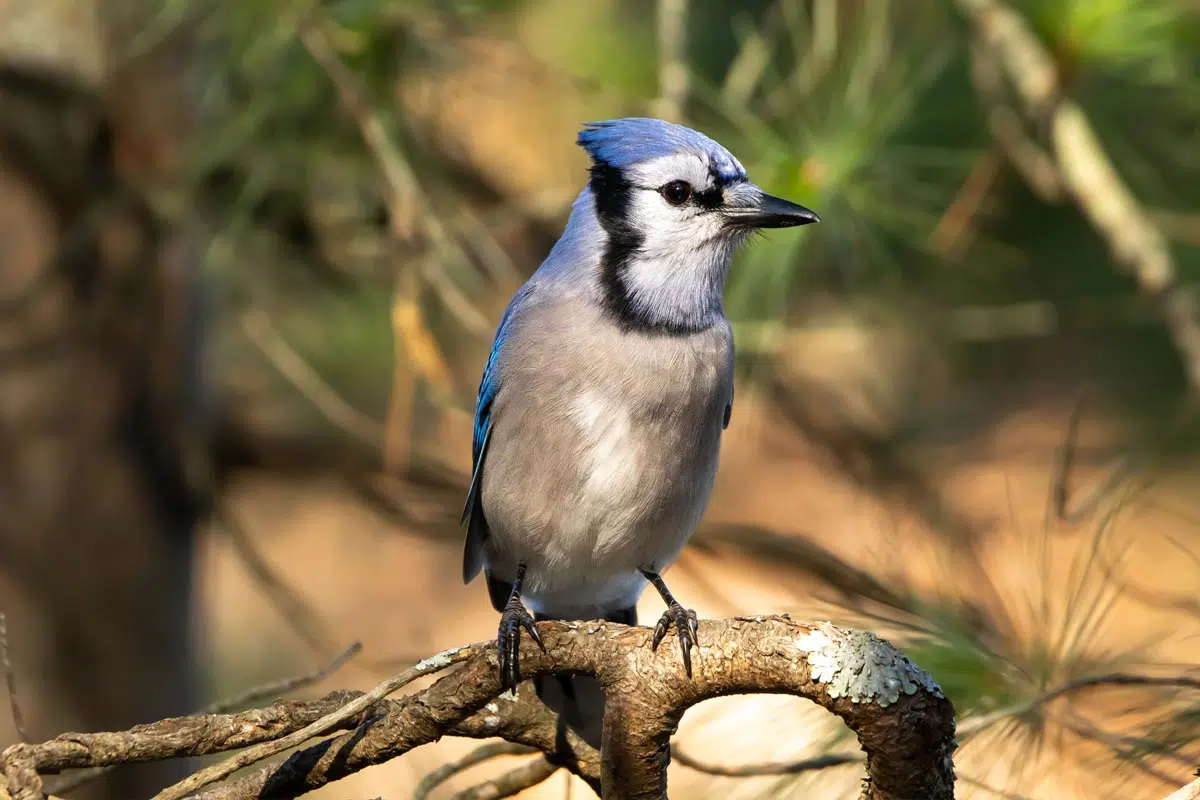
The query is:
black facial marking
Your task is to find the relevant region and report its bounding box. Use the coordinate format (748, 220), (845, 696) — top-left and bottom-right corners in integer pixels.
(693, 186), (724, 211)
(696, 164), (745, 211)
(589, 160), (707, 336)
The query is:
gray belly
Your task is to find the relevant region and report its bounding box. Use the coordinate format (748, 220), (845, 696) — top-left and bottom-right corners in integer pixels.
(481, 380), (726, 616)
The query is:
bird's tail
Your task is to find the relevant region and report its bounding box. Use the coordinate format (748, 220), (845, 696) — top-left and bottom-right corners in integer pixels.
(534, 672), (606, 750)
(533, 607), (636, 751)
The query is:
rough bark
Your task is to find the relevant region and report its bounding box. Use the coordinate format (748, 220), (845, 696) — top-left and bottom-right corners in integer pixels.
(0, 618), (956, 800)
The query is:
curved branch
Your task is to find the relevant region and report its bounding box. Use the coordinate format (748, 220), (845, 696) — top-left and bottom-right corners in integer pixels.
(448, 756), (558, 800)
(154, 645), (481, 800)
(1, 618), (954, 800)
(413, 742), (534, 800)
(597, 619), (954, 800)
(671, 746), (863, 776)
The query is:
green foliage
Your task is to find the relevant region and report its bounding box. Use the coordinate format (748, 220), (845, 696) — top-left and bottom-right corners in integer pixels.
(905, 617), (1027, 717)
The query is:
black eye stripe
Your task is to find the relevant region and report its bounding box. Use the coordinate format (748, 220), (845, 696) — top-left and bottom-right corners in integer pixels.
(631, 181), (726, 210)
(693, 187), (723, 210)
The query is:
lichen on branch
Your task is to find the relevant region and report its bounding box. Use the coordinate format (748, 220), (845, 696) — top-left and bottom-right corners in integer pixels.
(1, 617), (956, 800)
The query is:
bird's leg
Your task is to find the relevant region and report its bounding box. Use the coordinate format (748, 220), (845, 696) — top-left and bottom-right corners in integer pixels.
(640, 568), (699, 677)
(497, 561), (544, 692)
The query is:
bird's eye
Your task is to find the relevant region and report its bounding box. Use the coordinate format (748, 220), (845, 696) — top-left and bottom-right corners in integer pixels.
(660, 180), (693, 206)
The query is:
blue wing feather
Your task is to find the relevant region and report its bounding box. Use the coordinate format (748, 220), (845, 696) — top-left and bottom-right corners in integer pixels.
(461, 284), (535, 584)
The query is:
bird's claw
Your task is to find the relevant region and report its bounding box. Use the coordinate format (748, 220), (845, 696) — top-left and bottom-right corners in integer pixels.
(651, 602), (699, 677)
(497, 596), (544, 692)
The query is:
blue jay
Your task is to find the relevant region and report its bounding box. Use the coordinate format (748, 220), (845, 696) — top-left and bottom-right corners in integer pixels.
(462, 117), (818, 743)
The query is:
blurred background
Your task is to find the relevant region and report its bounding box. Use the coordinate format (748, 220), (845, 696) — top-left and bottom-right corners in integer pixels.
(0, 0), (1198, 798)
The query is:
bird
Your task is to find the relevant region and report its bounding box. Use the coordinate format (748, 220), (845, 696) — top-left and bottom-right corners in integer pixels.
(462, 117), (819, 746)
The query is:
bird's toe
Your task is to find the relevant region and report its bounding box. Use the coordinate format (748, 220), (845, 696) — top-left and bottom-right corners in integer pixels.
(651, 613), (671, 651)
(497, 597), (540, 691)
(652, 602), (700, 677)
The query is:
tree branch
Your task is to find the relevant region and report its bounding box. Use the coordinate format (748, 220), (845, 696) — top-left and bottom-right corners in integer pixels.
(0, 618), (955, 800)
(153, 644), (482, 800)
(671, 746), (862, 776)
(40, 642), (362, 796)
(413, 742), (535, 800)
(0, 614), (25, 745)
(448, 756), (558, 800)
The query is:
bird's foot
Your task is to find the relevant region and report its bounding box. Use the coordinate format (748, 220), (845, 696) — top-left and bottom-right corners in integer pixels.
(651, 601), (699, 677)
(497, 594), (544, 692)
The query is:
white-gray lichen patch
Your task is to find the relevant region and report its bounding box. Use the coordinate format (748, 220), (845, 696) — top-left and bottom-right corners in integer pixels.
(798, 622), (944, 708)
(413, 644), (465, 673)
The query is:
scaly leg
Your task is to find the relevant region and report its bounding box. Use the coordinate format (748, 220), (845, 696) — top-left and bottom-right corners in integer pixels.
(497, 561), (544, 691)
(641, 569), (699, 677)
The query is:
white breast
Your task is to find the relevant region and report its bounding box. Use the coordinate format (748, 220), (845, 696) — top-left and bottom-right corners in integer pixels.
(568, 389), (641, 513)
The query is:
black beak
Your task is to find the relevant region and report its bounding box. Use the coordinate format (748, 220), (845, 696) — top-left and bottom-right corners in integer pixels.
(726, 193), (820, 229)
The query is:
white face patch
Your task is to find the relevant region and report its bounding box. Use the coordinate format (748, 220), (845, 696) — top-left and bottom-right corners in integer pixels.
(612, 152), (756, 330)
(625, 152), (717, 197)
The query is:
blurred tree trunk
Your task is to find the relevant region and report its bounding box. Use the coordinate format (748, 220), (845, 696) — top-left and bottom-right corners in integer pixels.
(0, 2), (209, 798)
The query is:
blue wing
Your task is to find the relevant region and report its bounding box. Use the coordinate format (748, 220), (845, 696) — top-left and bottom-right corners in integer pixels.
(461, 284), (535, 584)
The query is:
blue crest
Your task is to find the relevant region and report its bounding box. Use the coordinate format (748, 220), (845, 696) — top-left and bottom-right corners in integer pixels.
(577, 118), (747, 182)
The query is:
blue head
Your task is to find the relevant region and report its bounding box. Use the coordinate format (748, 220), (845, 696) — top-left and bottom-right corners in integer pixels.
(567, 117), (818, 333)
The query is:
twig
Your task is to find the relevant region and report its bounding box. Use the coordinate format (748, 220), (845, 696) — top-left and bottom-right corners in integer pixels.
(215, 501), (340, 657)
(956, 673), (1200, 740)
(41, 642), (364, 796)
(926, 148), (1004, 259)
(449, 756), (558, 800)
(1093, 523), (1200, 620)
(447, 680), (602, 794)
(0, 614), (25, 743)
(414, 742), (534, 800)
(384, 268), (420, 474)
(692, 523), (942, 622)
(1057, 710), (1193, 785)
(1049, 394), (1135, 524)
(2, 692), (363, 800)
(967, 42), (1062, 203)
(1050, 393), (1195, 524)
(240, 309), (384, 446)
(219, 490), (448, 673)
(671, 746), (863, 775)
(198, 642), (363, 715)
(150, 644), (480, 800)
(296, 11), (467, 475)
(297, 10), (490, 338)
